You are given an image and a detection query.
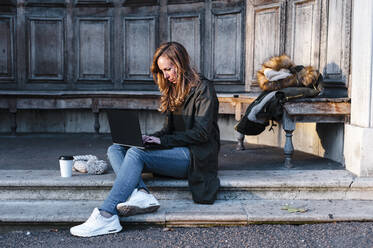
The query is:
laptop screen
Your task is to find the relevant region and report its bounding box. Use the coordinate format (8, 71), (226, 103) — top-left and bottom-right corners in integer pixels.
(106, 110), (144, 148)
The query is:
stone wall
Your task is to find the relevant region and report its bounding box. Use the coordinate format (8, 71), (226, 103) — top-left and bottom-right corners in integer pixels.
(344, 0), (373, 177)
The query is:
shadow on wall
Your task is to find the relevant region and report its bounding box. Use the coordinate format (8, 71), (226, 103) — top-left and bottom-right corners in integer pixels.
(315, 62), (348, 165)
(316, 123), (344, 165)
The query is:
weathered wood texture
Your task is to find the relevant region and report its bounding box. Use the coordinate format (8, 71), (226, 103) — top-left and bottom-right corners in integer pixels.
(28, 17), (65, 81)
(284, 101), (350, 116)
(168, 14), (201, 73)
(0, 91), (350, 118)
(246, 0), (352, 91)
(320, 0), (352, 85)
(0, 0), (352, 93)
(0, 0), (246, 92)
(246, 1), (285, 91)
(281, 97), (350, 168)
(0, 92), (256, 117)
(0, 15), (15, 83)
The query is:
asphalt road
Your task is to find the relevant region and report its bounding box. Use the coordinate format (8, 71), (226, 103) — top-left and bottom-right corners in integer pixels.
(1, 222), (372, 248)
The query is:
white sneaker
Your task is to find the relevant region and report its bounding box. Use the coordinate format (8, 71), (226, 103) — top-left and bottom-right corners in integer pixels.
(70, 208), (122, 237)
(116, 189), (160, 217)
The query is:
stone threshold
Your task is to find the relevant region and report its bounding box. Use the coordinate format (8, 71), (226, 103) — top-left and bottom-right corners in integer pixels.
(2, 169), (373, 202)
(1, 199), (373, 226)
(2, 169), (371, 189)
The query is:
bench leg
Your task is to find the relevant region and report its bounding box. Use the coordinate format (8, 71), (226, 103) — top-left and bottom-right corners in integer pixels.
(10, 112), (17, 135)
(94, 112), (100, 134)
(8, 99), (17, 135)
(282, 111), (295, 168)
(236, 131), (245, 150)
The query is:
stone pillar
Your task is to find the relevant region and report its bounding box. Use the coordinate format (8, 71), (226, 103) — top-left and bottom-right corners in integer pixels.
(344, 0), (373, 177)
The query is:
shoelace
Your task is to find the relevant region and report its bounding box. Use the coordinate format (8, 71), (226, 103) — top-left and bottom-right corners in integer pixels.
(84, 211), (102, 227)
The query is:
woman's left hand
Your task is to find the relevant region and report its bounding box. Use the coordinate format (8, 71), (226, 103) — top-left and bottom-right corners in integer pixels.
(143, 135), (161, 144)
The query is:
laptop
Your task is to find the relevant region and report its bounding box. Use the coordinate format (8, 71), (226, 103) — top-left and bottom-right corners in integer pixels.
(106, 109), (162, 149)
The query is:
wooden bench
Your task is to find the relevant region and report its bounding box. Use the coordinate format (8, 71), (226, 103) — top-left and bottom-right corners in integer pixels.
(219, 96), (351, 168)
(0, 91), (161, 135)
(0, 91), (350, 168)
(281, 98), (350, 168)
(0, 91), (254, 134)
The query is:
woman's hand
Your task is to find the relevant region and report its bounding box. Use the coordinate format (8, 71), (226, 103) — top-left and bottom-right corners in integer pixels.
(142, 135), (161, 144)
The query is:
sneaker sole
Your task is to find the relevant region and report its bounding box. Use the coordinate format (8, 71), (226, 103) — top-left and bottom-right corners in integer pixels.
(117, 204), (160, 217)
(70, 226), (122, 238)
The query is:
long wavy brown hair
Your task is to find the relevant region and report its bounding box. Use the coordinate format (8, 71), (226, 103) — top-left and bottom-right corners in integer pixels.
(151, 42), (200, 112)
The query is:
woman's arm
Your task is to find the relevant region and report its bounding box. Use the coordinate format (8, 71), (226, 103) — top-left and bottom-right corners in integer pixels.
(159, 83), (218, 147)
(149, 114), (170, 138)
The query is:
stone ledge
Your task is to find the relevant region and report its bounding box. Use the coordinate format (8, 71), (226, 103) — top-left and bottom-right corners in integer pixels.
(2, 199), (373, 226)
(0, 169), (358, 189)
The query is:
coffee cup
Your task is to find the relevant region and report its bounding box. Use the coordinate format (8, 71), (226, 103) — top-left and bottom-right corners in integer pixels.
(59, 156), (74, 177)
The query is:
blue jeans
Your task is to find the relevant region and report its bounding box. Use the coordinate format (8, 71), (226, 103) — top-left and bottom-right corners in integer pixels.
(100, 144), (190, 215)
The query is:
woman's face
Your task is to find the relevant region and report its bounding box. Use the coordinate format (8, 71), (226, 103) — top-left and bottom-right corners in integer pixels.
(157, 55), (177, 84)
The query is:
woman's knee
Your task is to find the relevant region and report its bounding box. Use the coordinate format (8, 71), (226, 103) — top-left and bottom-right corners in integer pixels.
(107, 144), (124, 156)
(107, 144), (127, 172)
(126, 147), (144, 160)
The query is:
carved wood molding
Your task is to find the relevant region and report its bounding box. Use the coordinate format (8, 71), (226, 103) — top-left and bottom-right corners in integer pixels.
(122, 0), (159, 7)
(74, 0), (114, 7)
(26, 17), (65, 82)
(0, 15), (16, 82)
(25, 0), (66, 7)
(319, 0), (352, 86)
(168, 0), (204, 4)
(211, 8), (243, 82)
(76, 17), (113, 83)
(122, 16), (157, 81)
(167, 13), (203, 73)
(245, 1), (286, 91)
(0, 0), (16, 6)
(287, 0), (321, 67)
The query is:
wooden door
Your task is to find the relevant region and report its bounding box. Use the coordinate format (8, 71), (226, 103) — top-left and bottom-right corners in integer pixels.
(0, 0), (246, 92)
(0, 0), (351, 94)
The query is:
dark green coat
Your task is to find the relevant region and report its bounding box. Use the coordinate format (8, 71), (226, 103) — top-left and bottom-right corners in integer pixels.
(151, 80), (220, 204)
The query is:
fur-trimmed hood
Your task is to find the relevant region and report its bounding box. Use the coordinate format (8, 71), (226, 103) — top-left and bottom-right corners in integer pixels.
(257, 55), (321, 91)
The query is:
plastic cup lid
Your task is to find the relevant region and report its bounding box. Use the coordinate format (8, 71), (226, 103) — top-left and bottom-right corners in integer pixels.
(59, 156), (74, 160)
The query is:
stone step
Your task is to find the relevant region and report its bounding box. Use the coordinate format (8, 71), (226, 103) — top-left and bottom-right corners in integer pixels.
(2, 169), (373, 201)
(1, 199), (373, 226)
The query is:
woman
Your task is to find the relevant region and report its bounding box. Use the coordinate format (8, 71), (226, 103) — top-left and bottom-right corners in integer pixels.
(70, 42), (220, 237)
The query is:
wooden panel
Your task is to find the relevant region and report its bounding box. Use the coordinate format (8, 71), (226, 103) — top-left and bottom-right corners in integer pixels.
(169, 14), (201, 72)
(246, 2), (285, 89)
(212, 10), (242, 81)
(293, 115), (347, 123)
(25, 0), (66, 7)
(322, 0), (351, 83)
(168, 0), (204, 4)
(0, 0), (16, 6)
(0, 97), (160, 111)
(0, 16), (15, 81)
(254, 7), (281, 72)
(288, 0), (320, 67)
(253, 0), (281, 5)
(284, 101), (350, 115)
(325, 0), (343, 77)
(77, 18), (112, 82)
(75, 0), (113, 7)
(28, 17), (64, 81)
(123, 0), (159, 6)
(123, 17), (156, 80)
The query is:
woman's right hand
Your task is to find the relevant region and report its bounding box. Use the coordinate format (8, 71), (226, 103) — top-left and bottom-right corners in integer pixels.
(142, 135), (161, 144)
(142, 135), (150, 143)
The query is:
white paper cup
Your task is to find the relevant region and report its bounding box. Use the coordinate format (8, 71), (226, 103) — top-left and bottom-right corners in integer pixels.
(59, 156), (74, 178)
